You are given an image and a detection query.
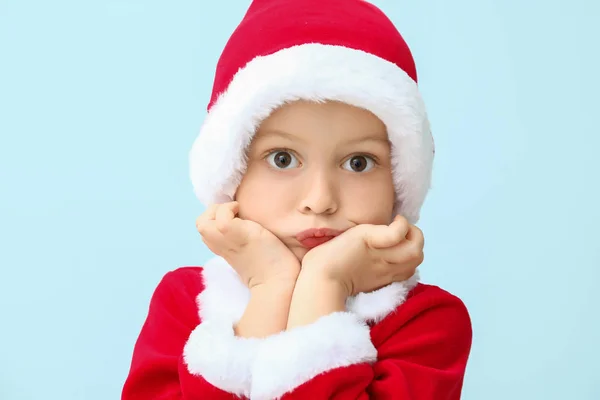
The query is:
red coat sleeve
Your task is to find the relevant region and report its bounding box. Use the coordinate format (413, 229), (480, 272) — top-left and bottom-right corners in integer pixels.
(249, 285), (472, 400)
(121, 267), (256, 400)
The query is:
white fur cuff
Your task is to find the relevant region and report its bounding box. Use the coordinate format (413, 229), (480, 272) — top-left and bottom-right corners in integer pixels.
(250, 312), (377, 400)
(183, 320), (259, 397)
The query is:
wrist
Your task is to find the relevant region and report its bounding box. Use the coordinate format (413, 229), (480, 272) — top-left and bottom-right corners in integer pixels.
(249, 278), (297, 296)
(235, 280), (296, 339)
(298, 261), (351, 298)
(286, 270), (349, 329)
(245, 254), (300, 290)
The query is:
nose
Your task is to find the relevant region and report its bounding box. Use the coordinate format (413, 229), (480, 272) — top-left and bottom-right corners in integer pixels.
(297, 169), (339, 215)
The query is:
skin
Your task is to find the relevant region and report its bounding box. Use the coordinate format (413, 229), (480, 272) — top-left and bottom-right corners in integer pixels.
(236, 99), (396, 262)
(196, 100), (424, 337)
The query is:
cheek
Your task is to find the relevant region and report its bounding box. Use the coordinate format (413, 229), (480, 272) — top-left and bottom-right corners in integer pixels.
(235, 167), (295, 222)
(341, 173), (395, 223)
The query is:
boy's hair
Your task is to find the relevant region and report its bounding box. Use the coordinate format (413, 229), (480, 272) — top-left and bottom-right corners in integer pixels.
(190, 0), (434, 223)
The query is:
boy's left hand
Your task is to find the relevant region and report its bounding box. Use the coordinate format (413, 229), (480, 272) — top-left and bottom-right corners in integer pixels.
(301, 215), (424, 297)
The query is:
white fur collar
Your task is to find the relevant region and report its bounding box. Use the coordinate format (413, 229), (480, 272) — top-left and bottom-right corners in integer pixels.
(196, 256), (419, 325)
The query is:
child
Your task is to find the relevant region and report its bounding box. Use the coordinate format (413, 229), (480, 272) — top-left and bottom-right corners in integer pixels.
(122, 0), (472, 399)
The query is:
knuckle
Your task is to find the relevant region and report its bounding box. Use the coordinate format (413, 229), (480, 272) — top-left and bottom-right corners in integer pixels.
(394, 217), (409, 236)
(416, 251), (425, 264)
(412, 224), (423, 237)
(413, 226), (425, 244)
(408, 243), (423, 260)
(205, 204), (217, 216)
(393, 227), (405, 242)
(396, 215), (409, 227)
(217, 221), (230, 234)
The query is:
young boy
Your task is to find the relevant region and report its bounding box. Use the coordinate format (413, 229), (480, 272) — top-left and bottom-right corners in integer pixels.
(122, 0), (472, 399)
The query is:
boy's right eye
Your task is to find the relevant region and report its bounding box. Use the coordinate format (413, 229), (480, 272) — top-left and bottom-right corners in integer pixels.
(265, 150), (300, 169)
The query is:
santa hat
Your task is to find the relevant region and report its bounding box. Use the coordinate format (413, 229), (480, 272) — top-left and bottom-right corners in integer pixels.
(189, 0), (434, 223)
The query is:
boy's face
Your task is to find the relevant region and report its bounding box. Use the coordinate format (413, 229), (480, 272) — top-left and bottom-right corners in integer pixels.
(235, 100), (395, 261)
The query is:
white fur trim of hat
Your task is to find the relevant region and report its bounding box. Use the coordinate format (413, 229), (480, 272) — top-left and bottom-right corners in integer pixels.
(189, 0), (434, 223)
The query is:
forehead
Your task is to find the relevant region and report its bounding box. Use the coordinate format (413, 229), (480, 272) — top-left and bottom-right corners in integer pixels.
(255, 100), (388, 142)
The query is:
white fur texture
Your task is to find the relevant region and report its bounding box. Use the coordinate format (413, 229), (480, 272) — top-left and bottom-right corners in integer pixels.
(183, 320), (258, 397)
(197, 256), (418, 325)
(183, 257), (419, 396)
(251, 312), (377, 400)
(182, 257), (255, 396)
(197, 256), (250, 325)
(189, 43), (434, 224)
(347, 271), (420, 323)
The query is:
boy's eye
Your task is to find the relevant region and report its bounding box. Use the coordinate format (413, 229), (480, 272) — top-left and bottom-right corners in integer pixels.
(266, 151), (300, 169)
(343, 155), (375, 172)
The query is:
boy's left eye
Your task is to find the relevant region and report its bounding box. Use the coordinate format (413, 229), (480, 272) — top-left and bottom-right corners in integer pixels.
(343, 155), (375, 172)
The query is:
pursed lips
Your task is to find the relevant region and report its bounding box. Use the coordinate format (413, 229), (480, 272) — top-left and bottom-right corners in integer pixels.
(295, 227), (345, 249)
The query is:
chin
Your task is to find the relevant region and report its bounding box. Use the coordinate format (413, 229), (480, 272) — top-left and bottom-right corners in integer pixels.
(291, 247), (309, 263)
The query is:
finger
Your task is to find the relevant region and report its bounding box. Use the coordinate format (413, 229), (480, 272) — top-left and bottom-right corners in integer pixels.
(196, 204), (219, 231)
(200, 230), (222, 255)
(199, 223), (228, 249)
(405, 224), (424, 248)
(204, 203), (220, 219)
(366, 226), (399, 249)
(374, 255), (421, 285)
(366, 216), (409, 249)
(390, 215), (410, 238)
(215, 202), (253, 246)
(227, 217), (251, 245)
(376, 238), (424, 266)
(215, 201), (239, 232)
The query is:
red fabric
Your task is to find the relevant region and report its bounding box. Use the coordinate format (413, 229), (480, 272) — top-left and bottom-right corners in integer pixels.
(121, 267), (238, 400)
(122, 267), (471, 399)
(209, 0), (417, 110)
(275, 284), (472, 399)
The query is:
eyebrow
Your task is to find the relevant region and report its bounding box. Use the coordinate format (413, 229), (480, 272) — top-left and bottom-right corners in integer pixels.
(256, 129), (389, 145)
(255, 129), (308, 143)
(344, 135), (390, 145)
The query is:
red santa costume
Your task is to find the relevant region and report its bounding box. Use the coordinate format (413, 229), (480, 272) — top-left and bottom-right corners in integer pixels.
(122, 0), (472, 399)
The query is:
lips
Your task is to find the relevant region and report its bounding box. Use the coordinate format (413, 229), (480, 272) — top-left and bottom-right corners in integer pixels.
(296, 228), (344, 249)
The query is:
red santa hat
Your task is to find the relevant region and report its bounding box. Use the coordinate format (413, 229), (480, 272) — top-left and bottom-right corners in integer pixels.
(189, 0), (434, 223)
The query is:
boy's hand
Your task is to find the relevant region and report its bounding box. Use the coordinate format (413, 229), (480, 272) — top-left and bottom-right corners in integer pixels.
(302, 215), (424, 297)
(196, 202), (300, 289)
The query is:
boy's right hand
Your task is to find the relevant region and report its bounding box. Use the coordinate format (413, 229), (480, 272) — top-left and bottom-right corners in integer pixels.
(196, 202), (301, 289)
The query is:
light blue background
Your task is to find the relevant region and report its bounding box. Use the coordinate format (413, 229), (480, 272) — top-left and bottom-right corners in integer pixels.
(1, 0), (598, 399)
